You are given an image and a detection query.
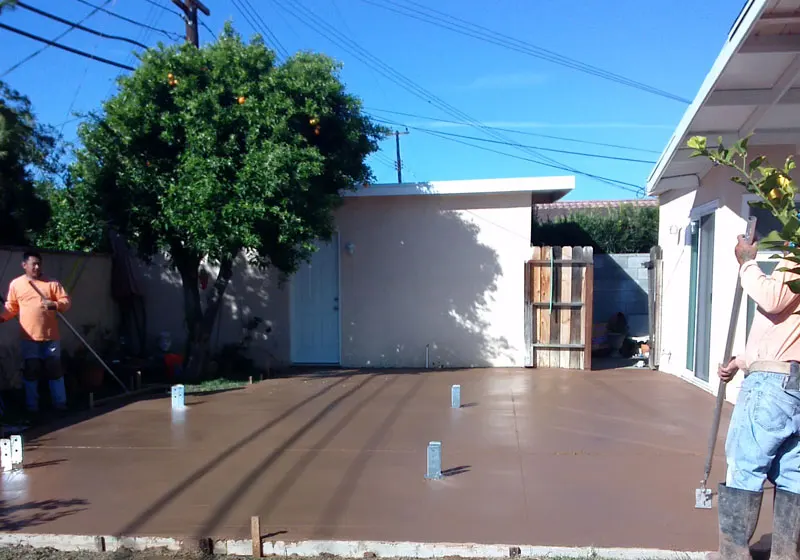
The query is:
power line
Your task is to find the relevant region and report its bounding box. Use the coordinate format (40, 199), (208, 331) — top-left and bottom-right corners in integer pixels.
(1, 0), (112, 77)
(231, 0), (290, 59)
(272, 0), (639, 193)
(369, 116), (656, 164)
(15, 1), (149, 49)
(358, 0), (691, 104)
(267, 2), (575, 173)
(0, 22), (135, 72)
(144, 0), (183, 18)
(419, 127), (643, 194)
(73, 0), (183, 40)
(366, 107), (662, 155)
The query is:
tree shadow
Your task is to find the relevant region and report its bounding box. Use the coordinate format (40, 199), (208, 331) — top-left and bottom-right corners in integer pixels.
(335, 189), (514, 368)
(0, 498), (89, 531)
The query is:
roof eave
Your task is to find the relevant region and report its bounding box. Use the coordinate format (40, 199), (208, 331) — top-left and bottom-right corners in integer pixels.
(645, 0), (770, 197)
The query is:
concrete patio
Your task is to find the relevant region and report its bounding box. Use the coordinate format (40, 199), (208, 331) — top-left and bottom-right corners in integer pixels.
(0, 368), (766, 552)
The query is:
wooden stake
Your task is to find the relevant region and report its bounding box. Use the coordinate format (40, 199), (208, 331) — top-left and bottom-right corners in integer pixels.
(251, 515), (262, 557)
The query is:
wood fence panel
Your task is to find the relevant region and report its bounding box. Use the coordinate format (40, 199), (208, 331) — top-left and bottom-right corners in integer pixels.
(524, 246), (594, 370)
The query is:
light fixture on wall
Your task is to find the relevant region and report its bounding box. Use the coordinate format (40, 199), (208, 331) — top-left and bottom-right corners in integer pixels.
(345, 242), (355, 255)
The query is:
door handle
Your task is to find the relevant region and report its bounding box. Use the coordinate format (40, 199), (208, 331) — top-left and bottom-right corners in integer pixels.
(333, 306), (339, 311)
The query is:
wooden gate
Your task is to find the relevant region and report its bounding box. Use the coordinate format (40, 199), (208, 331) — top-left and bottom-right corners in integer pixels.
(524, 246), (594, 370)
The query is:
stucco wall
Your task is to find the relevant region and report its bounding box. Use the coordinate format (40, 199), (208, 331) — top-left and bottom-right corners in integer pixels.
(593, 253), (650, 337)
(134, 254), (289, 370)
(0, 249), (115, 389)
(128, 192), (535, 370)
(335, 193), (531, 368)
(656, 144), (798, 403)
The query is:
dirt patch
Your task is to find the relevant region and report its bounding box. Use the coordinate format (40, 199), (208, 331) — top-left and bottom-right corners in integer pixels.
(0, 547), (224, 560)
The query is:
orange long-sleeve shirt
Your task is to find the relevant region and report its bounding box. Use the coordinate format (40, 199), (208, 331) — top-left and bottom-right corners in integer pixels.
(1, 275), (71, 341)
(736, 258), (800, 370)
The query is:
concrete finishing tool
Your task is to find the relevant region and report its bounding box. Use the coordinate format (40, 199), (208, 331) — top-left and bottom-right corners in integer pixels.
(696, 216), (757, 509)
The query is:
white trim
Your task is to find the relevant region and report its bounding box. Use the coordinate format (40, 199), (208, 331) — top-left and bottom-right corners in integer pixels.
(345, 176), (575, 199)
(646, 0), (770, 196)
(689, 199), (720, 220)
(0, 533), (713, 559)
(288, 231), (342, 365)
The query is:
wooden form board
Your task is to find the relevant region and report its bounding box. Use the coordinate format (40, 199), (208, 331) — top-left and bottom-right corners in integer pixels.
(524, 246), (594, 370)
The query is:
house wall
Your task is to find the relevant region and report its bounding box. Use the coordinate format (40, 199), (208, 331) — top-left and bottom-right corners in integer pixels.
(335, 193), (531, 368)
(0, 249), (115, 389)
(593, 253), (650, 337)
(134, 254), (289, 370)
(113, 192), (536, 371)
(656, 144), (798, 403)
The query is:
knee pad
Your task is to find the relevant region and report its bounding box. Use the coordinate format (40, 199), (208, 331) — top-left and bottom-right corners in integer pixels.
(44, 357), (63, 381)
(23, 359), (43, 381)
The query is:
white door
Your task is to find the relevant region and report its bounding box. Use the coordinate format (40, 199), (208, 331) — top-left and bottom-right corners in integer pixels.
(290, 235), (340, 364)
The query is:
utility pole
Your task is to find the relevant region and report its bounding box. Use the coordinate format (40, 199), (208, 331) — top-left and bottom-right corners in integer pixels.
(172, 0), (210, 47)
(394, 129), (409, 184)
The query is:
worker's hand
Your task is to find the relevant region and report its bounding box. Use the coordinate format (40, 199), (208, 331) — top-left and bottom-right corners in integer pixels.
(41, 299), (56, 311)
(718, 359), (739, 383)
(735, 235), (758, 265)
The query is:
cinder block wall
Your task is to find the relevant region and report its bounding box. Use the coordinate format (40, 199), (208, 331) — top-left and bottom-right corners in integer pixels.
(593, 253), (650, 337)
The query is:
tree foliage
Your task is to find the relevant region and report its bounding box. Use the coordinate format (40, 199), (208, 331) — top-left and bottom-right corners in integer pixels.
(532, 203), (658, 253)
(0, 81), (60, 246)
(57, 24), (386, 375)
(688, 135), (799, 289)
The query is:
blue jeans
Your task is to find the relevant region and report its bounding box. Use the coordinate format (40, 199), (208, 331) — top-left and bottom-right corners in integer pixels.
(725, 370), (800, 494)
(19, 340), (66, 412)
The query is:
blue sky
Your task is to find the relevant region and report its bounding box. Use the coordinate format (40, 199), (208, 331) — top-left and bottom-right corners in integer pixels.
(0, 0), (744, 201)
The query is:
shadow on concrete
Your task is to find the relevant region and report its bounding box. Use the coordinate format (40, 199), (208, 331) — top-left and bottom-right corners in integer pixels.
(0, 498), (89, 531)
(251, 374), (401, 525)
(118, 372), (357, 535)
(193, 372), (381, 538)
(443, 465), (471, 477)
(312, 374), (427, 538)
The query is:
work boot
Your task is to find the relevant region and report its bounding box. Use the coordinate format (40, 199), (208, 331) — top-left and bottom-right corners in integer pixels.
(706, 483), (763, 560)
(772, 489), (800, 560)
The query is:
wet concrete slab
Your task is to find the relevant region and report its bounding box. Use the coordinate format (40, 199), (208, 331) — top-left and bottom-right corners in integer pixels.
(0, 368), (769, 551)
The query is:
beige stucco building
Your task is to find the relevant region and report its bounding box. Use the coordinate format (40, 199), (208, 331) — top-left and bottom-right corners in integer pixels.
(138, 176), (574, 370)
(647, 0), (800, 402)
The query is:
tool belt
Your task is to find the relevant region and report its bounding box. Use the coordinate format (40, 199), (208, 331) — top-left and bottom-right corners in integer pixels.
(748, 360), (798, 375)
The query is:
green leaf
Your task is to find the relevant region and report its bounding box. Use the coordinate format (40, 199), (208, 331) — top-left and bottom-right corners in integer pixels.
(788, 279), (800, 294)
(749, 156), (766, 172)
(687, 136), (707, 151)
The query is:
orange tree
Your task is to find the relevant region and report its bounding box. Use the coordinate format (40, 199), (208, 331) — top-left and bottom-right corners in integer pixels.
(55, 23), (387, 377)
(688, 135), (800, 287)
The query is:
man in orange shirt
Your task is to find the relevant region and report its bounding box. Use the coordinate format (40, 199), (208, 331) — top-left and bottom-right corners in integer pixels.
(0, 251), (71, 413)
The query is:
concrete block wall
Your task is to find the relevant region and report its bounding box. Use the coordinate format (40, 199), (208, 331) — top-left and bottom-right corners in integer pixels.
(593, 253), (650, 337)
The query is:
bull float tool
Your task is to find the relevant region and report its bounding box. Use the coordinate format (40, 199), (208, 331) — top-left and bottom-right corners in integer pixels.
(25, 280), (129, 394)
(695, 216), (757, 509)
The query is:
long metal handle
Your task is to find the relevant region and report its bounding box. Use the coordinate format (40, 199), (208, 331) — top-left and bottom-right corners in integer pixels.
(701, 216), (757, 487)
(27, 280), (129, 394)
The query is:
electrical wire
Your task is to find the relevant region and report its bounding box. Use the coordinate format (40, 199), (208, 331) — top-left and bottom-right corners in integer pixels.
(358, 0), (691, 104)
(365, 107), (662, 155)
(73, 0), (183, 40)
(272, 0), (640, 194)
(142, 0), (183, 18)
(1, 0), (112, 77)
(0, 22), (135, 72)
(231, 0), (290, 59)
(369, 117), (657, 164)
(15, 1), (149, 49)
(200, 19), (216, 40)
(415, 127), (643, 195)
